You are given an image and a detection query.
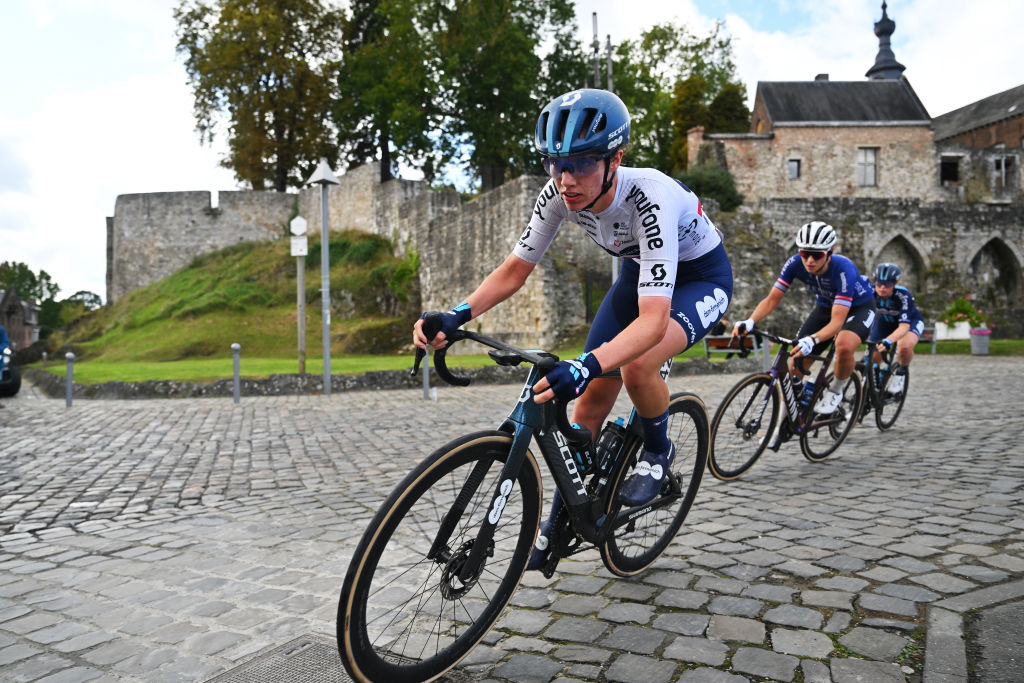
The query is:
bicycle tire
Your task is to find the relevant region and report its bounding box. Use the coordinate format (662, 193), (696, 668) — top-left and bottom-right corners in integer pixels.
(873, 366), (909, 431)
(600, 393), (708, 576)
(707, 373), (779, 480)
(338, 431), (541, 683)
(800, 371), (862, 462)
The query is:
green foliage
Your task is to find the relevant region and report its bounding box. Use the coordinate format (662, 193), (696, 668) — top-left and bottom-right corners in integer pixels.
(0, 261), (101, 339)
(431, 0), (582, 191)
(0, 261), (60, 301)
(708, 82), (750, 132)
(614, 21), (740, 174)
(48, 231), (417, 362)
(677, 164), (744, 211)
(335, 0), (436, 182)
(940, 296), (991, 328)
(306, 233), (390, 267)
(669, 74), (709, 174)
(174, 0), (345, 191)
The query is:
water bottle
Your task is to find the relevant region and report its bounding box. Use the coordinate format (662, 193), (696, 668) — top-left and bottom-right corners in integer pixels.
(596, 417), (627, 473)
(799, 380), (816, 408)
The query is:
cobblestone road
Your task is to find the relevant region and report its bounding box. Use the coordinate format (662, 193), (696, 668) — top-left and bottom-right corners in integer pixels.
(0, 355), (1021, 682)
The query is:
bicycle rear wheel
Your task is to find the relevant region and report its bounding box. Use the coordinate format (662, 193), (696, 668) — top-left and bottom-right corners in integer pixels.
(338, 432), (541, 683)
(601, 393), (708, 577)
(708, 373), (779, 480)
(871, 366), (909, 431)
(801, 371), (862, 462)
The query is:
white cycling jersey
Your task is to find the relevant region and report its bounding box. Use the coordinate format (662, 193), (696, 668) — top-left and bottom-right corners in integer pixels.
(513, 166), (722, 296)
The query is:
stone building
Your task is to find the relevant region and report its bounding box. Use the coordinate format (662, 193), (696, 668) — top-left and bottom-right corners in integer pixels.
(933, 83), (1024, 204)
(0, 289), (40, 348)
(680, 2), (1023, 333)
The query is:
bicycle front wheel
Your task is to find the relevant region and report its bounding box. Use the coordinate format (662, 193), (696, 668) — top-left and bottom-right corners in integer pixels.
(801, 371), (862, 462)
(601, 393), (709, 577)
(708, 373), (779, 480)
(338, 432), (541, 683)
(872, 367), (909, 431)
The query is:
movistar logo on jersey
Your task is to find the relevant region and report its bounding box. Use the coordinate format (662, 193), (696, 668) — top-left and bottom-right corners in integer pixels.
(625, 186), (664, 250)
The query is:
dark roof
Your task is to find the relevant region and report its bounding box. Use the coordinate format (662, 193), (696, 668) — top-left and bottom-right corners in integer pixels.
(931, 83), (1024, 141)
(757, 78), (930, 125)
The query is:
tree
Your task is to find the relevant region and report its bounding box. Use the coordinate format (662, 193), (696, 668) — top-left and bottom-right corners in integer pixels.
(335, 0), (438, 183)
(613, 21), (740, 175)
(708, 81), (750, 133)
(430, 0), (582, 192)
(669, 74), (710, 174)
(0, 262), (59, 301)
(678, 164), (743, 212)
(174, 0), (346, 191)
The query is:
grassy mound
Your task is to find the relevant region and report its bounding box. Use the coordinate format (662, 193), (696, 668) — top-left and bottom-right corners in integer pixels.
(51, 231), (420, 362)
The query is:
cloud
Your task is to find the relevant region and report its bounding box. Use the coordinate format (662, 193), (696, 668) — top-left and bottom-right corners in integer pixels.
(1, 69), (236, 298)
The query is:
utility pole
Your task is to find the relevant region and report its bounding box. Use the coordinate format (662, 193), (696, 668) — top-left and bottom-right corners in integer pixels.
(591, 13), (600, 88)
(306, 158), (340, 395)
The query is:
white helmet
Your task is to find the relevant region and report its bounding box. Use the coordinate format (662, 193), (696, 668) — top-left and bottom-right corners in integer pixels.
(796, 221), (837, 250)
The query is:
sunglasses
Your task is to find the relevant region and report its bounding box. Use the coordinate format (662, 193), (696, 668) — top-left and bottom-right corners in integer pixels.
(875, 280), (896, 287)
(542, 155), (604, 178)
(799, 249), (827, 261)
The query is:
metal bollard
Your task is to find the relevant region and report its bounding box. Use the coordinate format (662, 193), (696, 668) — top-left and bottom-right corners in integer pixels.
(422, 349), (431, 400)
(65, 352), (75, 407)
(231, 343), (241, 404)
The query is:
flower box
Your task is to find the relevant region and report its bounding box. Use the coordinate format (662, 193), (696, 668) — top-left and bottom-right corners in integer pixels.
(934, 321), (970, 341)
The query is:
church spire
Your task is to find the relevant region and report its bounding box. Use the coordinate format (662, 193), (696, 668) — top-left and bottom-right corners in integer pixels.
(865, 2), (906, 80)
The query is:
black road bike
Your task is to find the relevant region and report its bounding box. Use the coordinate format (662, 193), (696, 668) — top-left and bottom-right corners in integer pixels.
(707, 330), (863, 480)
(856, 339), (909, 431)
(337, 316), (709, 682)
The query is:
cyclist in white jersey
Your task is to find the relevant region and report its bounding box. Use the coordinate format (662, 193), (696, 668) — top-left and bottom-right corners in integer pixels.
(413, 89), (733, 569)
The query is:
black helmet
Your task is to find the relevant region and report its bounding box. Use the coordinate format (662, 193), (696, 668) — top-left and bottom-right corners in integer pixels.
(535, 89), (630, 158)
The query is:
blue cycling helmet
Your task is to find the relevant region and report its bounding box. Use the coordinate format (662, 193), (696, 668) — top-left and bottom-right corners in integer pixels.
(874, 263), (902, 284)
(535, 89), (630, 158)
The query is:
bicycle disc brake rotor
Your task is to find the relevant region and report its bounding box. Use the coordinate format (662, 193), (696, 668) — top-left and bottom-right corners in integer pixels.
(439, 539), (491, 600)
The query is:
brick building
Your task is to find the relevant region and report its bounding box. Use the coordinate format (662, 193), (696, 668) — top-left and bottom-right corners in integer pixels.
(933, 83), (1024, 203)
(686, 2), (1022, 208)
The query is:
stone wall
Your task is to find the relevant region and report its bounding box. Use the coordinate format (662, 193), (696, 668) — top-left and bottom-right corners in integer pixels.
(107, 190), (295, 303)
(108, 164), (1024, 344)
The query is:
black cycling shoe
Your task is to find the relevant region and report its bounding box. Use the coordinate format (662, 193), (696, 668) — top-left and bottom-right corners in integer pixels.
(618, 443), (675, 506)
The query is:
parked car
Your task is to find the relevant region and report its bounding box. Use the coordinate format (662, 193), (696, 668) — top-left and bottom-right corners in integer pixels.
(0, 326), (20, 397)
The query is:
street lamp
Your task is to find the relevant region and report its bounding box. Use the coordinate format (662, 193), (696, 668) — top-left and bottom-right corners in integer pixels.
(306, 158), (340, 394)
(290, 215), (308, 375)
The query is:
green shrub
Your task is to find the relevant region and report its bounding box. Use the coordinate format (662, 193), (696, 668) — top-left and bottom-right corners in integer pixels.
(678, 164), (744, 211)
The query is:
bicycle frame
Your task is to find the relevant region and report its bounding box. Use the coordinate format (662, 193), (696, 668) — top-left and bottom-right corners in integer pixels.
(745, 331), (842, 436)
(859, 339), (897, 409)
(414, 327), (682, 579)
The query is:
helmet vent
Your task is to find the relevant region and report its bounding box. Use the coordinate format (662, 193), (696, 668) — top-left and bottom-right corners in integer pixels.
(578, 108), (600, 139)
(538, 112), (549, 143)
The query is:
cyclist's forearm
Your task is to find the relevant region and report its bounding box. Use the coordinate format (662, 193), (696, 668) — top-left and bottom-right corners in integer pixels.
(811, 304), (848, 342)
(887, 322), (911, 342)
(746, 289), (783, 326)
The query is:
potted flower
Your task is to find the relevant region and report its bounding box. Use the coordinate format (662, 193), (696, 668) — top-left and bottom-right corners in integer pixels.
(938, 297), (991, 352)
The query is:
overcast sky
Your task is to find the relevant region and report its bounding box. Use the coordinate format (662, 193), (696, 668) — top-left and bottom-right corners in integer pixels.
(2, 0), (1021, 300)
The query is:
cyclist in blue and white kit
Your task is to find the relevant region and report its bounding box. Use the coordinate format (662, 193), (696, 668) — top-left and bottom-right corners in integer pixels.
(413, 89), (733, 569)
(870, 263), (923, 395)
(732, 221), (875, 418)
